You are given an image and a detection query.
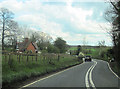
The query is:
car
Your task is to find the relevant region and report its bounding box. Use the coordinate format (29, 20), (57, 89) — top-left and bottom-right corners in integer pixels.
(85, 56), (92, 62)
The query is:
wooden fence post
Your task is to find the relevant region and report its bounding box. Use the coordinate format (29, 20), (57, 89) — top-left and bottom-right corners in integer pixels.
(19, 54), (21, 63)
(58, 54), (60, 61)
(32, 55), (33, 61)
(5, 54), (7, 62)
(22, 54), (23, 61)
(36, 54), (37, 62)
(8, 53), (11, 65)
(17, 54), (19, 62)
(44, 56), (45, 60)
(27, 54), (29, 62)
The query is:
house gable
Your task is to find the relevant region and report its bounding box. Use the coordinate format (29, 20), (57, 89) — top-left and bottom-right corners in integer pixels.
(27, 42), (36, 53)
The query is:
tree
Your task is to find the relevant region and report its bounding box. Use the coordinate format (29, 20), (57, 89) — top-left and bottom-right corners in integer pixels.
(29, 31), (53, 51)
(7, 20), (19, 51)
(98, 40), (105, 47)
(104, 1), (120, 68)
(54, 37), (67, 53)
(0, 8), (14, 50)
(30, 32), (40, 43)
(76, 45), (81, 55)
(82, 36), (88, 46)
(47, 43), (60, 53)
(106, 48), (114, 59)
(98, 40), (106, 58)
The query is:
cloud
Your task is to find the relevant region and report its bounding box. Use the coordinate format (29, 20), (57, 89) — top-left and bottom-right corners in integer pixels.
(0, 0), (111, 45)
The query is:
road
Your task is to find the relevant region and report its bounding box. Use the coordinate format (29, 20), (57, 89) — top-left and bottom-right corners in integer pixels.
(22, 59), (120, 89)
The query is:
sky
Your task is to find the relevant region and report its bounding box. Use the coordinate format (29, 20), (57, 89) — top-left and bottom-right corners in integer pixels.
(0, 0), (112, 46)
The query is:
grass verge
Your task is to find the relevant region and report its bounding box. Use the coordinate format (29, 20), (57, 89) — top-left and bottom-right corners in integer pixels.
(109, 62), (120, 78)
(2, 54), (83, 88)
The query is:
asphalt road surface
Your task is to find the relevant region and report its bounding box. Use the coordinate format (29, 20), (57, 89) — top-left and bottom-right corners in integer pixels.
(22, 59), (120, 89)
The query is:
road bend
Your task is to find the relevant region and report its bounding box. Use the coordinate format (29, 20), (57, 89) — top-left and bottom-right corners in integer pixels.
(21, 59), (119, 89)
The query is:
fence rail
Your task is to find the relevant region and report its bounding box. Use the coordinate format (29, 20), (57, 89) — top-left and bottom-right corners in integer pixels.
(2, 51), (62, 64)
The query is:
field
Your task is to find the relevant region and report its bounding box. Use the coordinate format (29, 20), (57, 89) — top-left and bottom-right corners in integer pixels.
(69, 46), (111, 61)
(2, 52), (82, 86)
(68, 47), (77, 51)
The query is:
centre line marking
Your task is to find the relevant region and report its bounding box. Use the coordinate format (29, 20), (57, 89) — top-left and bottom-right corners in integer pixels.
(85, 60), (97, 89)
(85, 64), (94, 89)
(89, 61), (97, 89)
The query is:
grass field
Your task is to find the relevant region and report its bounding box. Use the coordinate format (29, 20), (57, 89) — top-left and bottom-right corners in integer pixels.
(68, 47), (77, 51)
(2, 53), (82, 86)
(69, 46), (111, 61)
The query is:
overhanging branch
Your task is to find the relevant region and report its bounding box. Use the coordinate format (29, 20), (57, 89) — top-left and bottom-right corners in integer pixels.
(110, 1), (119, 14)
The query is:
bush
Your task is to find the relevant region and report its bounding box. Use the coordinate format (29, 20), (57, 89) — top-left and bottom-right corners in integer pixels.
(47, 44), (60, 53)
(41, 50), (48, 53)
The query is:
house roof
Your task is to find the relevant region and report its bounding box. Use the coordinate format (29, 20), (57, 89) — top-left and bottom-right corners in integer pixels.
(32, 42), (38, 50)
(17, 38), (38, 51)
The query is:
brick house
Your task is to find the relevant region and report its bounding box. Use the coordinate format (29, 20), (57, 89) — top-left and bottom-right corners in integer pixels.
(17, 38), (38, 53)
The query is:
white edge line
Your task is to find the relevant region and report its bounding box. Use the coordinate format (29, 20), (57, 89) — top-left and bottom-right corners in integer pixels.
(20, 62), (85, 88)
(94, 59), (120, 80)
(107, 62), (120, 80)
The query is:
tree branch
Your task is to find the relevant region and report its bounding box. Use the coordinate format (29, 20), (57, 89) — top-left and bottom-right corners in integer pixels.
(110, 1), (119, 13)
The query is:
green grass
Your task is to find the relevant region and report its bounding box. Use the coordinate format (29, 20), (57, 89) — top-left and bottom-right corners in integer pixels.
(68, 47), (77, 51)
(68, 46), (111, 62)
(81, 47), (111, 61)
(68, 46), (111, 61)
(2, 53), (82, 85)
(109, 62), (120, 77)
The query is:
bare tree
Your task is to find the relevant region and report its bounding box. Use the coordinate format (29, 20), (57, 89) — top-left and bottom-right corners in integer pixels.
(98, 40), (105, 47)
(29, 31), (53, 50)
(82, 36), (88, 46)
(104, 1), (120, 67)
(0, 8), (14, 50)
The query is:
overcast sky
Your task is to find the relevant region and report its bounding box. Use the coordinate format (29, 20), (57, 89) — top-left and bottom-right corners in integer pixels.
(0, 0), (112, 46)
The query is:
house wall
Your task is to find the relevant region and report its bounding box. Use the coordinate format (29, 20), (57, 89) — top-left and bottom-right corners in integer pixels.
(27, 43), (36, 53)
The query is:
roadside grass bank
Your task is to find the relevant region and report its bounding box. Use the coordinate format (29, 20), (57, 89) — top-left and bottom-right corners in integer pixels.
(2, 53), (83, 88)
(109, 62), (120, 78)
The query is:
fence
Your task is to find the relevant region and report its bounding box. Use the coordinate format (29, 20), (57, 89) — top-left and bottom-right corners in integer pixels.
(2, 51), (61, 65)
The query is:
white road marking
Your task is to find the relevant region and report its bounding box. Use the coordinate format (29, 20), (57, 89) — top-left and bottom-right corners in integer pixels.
(107, 62), (120, 80)
(85, 64), (94, 89)
(89, 61), (97, 89)
(20, 62), (85, 88)
(96, 59), (120, 79)
(85, 60), (97, 89)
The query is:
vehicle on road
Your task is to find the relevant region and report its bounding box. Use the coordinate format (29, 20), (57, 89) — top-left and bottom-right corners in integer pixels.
(85, 56), (92, 62)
